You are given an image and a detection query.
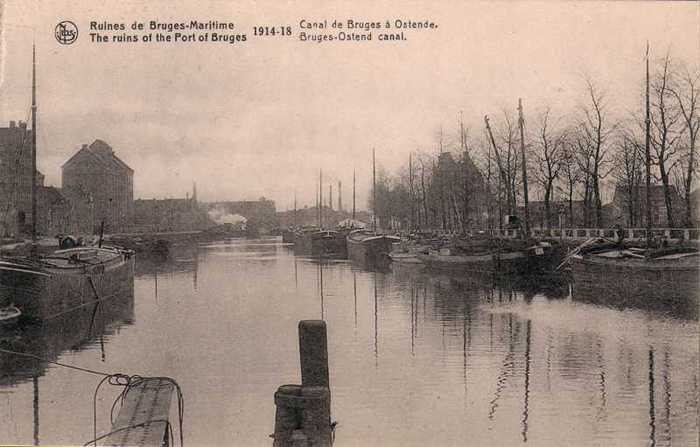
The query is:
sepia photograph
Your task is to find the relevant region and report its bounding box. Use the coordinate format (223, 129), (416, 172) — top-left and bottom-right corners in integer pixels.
(0, 1), (698, 446)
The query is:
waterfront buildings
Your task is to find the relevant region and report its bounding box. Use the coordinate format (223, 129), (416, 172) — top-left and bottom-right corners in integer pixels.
(62, 140), (134, 234)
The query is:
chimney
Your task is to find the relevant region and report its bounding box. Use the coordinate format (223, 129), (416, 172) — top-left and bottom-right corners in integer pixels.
(9, 121), (16, 128)
(18, 121), (26, 129)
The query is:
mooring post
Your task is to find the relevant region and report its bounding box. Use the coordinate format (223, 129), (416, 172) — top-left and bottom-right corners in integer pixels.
(299, 320), (332, 447)
(299, 320), (330, 388)
(273, 384), (304, 447)
(301, 386), (332, 446)
(273, 321), (333, 447)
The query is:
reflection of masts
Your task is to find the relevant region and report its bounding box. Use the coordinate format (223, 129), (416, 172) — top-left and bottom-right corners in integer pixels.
(353, 272), (357, 329)
(294, 255), (298, 290)
(373, 272), (378, 367)
(595, 339), (608, 422)
(662, 349), (672, 444)
(318, 261), (324, 320)
(193, 248), (199, 290)
(521, 320), (531, 442)
(648, 348), (657, 447)
(33, 374), (39, 446)
(410, 288), (415, 357)
(488, 314), (516, 420)
(154, 266), (158, 301)
(463, 296), (471, 402)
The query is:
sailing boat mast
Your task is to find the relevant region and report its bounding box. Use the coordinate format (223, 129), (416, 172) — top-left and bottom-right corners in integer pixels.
(293, 191), (297, 227)
(319, 169), (323, 229)
(372, 148), (377, 233)
(409, 153), (414, 232)
(352, 169), (356, 221)
(518, 99), (530, 237)
(31, 44), (37, 243)
(645, 42), (652, 247)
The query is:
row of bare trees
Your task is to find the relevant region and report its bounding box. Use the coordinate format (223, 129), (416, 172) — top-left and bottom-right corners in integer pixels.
(371, 51), (699, 232)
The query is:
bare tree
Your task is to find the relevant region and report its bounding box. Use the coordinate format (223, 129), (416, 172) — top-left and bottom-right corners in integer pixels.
(669, 64), (700, 227)
(576, 77), (616, 227)
(558, 140), (582, 227)
(612, 129), (645, 226)
(531, 107), (567, 228)
(649, 52), (683, 227)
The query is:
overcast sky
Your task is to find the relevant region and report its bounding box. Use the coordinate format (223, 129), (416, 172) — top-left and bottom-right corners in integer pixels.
(1, 1), (698, 210)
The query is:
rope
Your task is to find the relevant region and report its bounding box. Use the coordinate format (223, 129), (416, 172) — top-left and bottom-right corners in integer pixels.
(0, 346), (184, 447)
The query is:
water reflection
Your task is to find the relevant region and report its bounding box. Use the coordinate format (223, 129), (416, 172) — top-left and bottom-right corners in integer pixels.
(0, 277), (134, 445)
(0, 290), (135, 386)
(0, 238), (697, 446)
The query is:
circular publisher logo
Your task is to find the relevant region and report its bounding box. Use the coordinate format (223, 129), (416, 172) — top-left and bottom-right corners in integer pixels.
(55, 21), (78, 45)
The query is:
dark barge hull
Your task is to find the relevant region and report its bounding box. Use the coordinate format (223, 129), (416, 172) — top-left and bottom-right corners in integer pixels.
(417, 246), (562, 275)
(571, 254), (700, 304)
(0, 247), (135, 321)
(294, 231), (347, 259)
(281, 230), (296, 244)
(347, 232), (400, 267)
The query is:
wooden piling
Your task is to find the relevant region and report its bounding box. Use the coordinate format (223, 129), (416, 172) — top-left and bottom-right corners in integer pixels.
(273, 321), (333, 447)
(299, 320), (329, 388)
(273, 385), (303, 447)
(301, 386), (332, 446)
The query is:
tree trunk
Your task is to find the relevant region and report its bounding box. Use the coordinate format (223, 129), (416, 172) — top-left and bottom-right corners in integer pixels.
(685, 133), (696, 227)
(659, 164), (675, 227)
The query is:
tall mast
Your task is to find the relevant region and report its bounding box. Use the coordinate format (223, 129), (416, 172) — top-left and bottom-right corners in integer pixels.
(645, 43), (652, 247)
(319, 169), (323, 229)
(372, 148), (377, 233)
(352, 169), (356, 221)
(409, 153), (414, 231)
(31, 44), (37, 243)
(485, 116), (504, 230)
(518, 99), (530, 237)
(293, 190), (297, 227)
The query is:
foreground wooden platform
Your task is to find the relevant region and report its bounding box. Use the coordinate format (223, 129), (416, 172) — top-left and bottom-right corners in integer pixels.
(99, 378), (175, 447)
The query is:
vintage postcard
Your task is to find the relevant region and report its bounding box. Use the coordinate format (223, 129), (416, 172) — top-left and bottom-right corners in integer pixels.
(0, 1), (698, 446)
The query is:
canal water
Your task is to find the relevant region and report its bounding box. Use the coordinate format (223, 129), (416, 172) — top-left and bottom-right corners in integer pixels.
(0, 237), (698, 446)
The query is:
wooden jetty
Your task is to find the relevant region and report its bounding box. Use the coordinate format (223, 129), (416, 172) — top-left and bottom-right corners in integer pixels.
(98, 378), (176, 447)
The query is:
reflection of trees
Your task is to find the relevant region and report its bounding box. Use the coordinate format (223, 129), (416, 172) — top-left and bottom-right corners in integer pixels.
(0, 288), (135, 387)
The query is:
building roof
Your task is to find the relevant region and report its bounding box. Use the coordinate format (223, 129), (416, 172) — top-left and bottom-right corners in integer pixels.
(62, 139), (134, 174)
